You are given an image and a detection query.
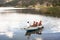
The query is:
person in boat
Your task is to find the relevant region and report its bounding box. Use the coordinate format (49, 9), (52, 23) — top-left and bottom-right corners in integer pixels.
(27, 21), (31, 27)
(34, 22), (38, 27)
(27, 21), (36, 27)
(31, 21), (42, 27)
(38, 21), (42, 26)
(27, 21), (42, 27)
(30, 21), (38, 27)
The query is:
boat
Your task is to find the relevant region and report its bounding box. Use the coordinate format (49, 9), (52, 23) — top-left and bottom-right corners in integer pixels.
(24, 26), (44, 31)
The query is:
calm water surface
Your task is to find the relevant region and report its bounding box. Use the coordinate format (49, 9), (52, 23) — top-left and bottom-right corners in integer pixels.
(0, 13), (60, 40)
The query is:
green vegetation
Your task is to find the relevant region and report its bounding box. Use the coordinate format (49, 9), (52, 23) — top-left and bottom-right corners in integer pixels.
(46, 7), (60, 17)
(34, 6), (60, 17)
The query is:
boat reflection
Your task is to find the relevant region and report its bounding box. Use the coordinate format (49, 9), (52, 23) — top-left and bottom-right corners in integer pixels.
(25, 27), (44, 40)
(25, 27), (44, 36)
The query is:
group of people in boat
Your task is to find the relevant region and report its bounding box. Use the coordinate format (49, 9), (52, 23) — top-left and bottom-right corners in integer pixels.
(27, 21), (42, 27)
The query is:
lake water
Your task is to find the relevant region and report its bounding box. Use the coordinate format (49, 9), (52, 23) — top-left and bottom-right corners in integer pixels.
(0, 9), (60, 40)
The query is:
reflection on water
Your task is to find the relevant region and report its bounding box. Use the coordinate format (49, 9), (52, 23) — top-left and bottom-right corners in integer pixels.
(25, 28), (43, 40)
(0, 9), (60, 40)
(25, 27), (44, 36)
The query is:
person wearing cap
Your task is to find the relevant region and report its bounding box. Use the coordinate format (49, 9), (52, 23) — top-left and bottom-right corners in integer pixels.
(27, 21), (30, 27)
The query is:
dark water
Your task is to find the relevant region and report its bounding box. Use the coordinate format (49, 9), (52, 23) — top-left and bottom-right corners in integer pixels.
(1, 9), (60, 17)
(13, 9), (60, 17)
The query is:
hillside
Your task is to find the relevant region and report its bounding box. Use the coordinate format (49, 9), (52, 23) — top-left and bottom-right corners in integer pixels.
(0, 0), (60, 7)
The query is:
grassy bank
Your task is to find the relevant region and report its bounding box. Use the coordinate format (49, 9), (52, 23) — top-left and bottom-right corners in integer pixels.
(40, 6), (60, 17)
(32, 6), (60, 17)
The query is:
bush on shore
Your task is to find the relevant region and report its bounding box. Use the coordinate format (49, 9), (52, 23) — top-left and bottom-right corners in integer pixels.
(35, 6), (60, 17)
